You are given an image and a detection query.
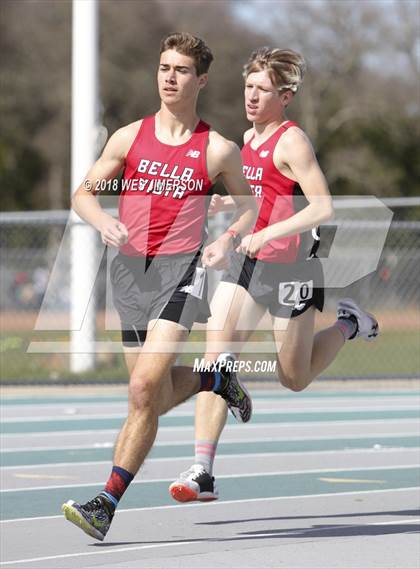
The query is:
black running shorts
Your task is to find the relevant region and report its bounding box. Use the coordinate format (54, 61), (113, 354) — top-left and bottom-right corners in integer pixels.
(110, 251), (210, 347)
(221, 251), (324, 318)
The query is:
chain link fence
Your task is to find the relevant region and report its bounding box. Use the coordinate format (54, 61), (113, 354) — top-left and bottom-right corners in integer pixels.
(0, 202), (419, 382)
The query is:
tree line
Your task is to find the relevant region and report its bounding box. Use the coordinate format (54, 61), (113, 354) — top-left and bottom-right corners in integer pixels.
(0, 0), (418, 212)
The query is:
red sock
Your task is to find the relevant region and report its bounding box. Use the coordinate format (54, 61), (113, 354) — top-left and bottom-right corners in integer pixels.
(100, 466), (134, 509)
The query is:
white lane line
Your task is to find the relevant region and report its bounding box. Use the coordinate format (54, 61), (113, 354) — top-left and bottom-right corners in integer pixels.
(366, 518), (420, 525)
(1, 486), (419, 525)
(1, 463), (419, 493)
(0, 401), (127, 408)
(2, 399), (419, 413)
(2, 447), (420, 477)
(0, 540), (198, 566)
(1, 414), (127, 423)
(2, 432), (419, 454)
(0, 460), (112, 472)
(1, 443), (113, 453)
(2, 419), (419, 438)
(2, 394), (418, 408)
(2, 405), (419, 423)
(0, 446), (420, 473)
(1, 429), (119, 439)
(1, 391), (418, 401)
(1, 517), (420, 566)
(2, 429), (418, 454)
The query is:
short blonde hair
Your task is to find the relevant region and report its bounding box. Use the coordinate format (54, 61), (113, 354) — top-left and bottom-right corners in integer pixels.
(243, 47), (306, 93)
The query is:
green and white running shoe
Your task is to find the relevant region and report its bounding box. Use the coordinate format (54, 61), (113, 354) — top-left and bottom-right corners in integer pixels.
(62, 495), (114, 541)
(214, 352), (253, 423)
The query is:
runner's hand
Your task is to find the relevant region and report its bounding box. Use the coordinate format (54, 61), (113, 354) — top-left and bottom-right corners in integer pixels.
(208, 194), (224, 216)
(236, 231), (266, 259)
(202, 234), (232, 270)
(99, 215), (129, 247)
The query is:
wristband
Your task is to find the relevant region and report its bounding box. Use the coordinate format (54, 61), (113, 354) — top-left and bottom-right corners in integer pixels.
(225, 230), (241, 249)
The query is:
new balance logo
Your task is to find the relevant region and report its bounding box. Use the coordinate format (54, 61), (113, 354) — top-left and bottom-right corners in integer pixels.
(186, 150), (200, 158)
(259, 150), (270, 158)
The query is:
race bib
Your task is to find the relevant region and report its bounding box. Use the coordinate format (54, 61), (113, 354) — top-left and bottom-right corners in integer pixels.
(278, 279), (313, 309)
(180, 267), (206, 299)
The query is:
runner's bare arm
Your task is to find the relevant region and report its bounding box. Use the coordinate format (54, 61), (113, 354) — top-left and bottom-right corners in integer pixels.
(72, 124), (138, 247)
(208, 194), (235, 215)
(207, 126), (257, 216)
(218, 139), (257, 233)
(208, 127), (257, 215)
(203, 136), (257, 268)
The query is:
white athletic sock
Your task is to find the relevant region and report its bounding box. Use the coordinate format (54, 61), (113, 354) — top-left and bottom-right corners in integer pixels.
(335, 317), (358, 340)
(195, 439), (217, 475)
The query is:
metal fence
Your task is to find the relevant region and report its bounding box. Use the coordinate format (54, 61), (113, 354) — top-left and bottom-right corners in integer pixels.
(0, 201), (419, 381)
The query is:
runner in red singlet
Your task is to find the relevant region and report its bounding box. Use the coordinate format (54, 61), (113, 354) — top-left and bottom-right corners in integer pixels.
(169, 47), (379, 503)
(62, 33), (257, 541)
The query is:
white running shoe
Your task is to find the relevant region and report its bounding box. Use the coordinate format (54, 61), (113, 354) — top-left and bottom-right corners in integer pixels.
(169, 464), (219, 503)
(337, 298), (379, 341)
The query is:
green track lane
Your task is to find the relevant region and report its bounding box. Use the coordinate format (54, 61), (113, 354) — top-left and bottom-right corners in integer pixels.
(1, 467), (419, 520)
(2, 409), (419, 434)
(1, 436), (419, 467)
(1, 391), (419, 406)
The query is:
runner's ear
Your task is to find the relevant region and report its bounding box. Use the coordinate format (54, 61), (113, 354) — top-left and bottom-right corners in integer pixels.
(198, 73), (208, 90)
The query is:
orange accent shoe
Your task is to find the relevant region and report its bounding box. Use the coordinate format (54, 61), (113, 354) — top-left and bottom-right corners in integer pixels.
(169, 465), (219, 503)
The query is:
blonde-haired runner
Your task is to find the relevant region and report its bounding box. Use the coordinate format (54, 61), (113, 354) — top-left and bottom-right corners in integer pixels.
(169, 47), (378, 502)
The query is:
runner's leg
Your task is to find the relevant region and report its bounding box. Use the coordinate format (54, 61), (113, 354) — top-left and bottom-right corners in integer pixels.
(272, 307), (345, 392)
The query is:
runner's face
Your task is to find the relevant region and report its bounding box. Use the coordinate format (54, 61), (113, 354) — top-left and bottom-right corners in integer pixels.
(158, 50), (207, 106)
(244, 70), (284, 123)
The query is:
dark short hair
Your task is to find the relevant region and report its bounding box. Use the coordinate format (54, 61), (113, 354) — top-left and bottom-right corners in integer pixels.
(160, 32), (214, 76)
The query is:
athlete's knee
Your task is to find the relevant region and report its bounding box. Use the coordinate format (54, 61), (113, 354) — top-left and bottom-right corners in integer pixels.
(129, 371), (161, 410)
(278, 368), (311, 392)
(280, 377), (307, 392)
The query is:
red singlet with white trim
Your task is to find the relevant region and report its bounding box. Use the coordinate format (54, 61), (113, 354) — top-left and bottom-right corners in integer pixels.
(241, 121), (317, 263)
(119, 114), (212, 256)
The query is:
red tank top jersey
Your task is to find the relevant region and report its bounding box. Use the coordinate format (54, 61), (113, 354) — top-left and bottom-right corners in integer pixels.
(241, 121), (317, 263)
(119, 115), (212, 256)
